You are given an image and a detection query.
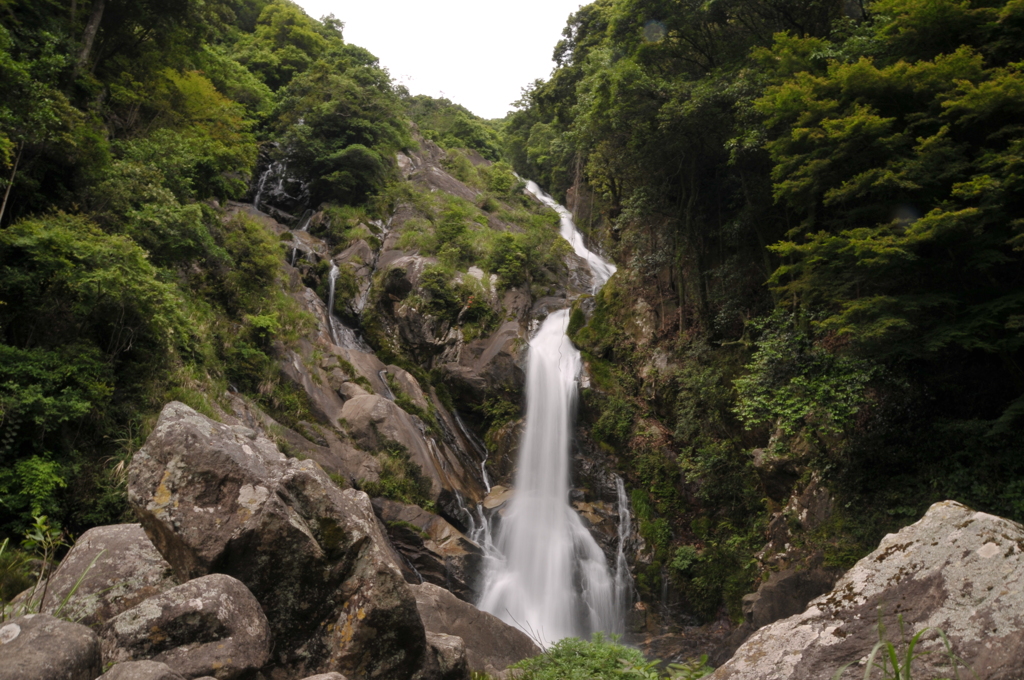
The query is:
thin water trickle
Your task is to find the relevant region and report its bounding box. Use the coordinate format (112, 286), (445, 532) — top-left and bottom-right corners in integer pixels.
(253, 165), (272, 212)
(614, 475), (636, 616)
(478, 184), (621, 645)
(325, 261), (373, 352)
(454, 410), (491, 493)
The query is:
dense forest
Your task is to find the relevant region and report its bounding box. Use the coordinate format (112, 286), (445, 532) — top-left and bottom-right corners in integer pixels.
(0, 0), (417, 538)
(1, 0), (1023, 642)
(502, 0), (1024, 617)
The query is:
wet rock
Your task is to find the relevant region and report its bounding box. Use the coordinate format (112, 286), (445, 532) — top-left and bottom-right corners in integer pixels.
(0, 614), (102, 680)
(100, 661), (185, 680)
(440, 321), (525, 405)
(372, 499), (484, 601)
(100, 573), (271, 680)
(425, 632), (470, 680)
(128, 401), (433, 678)
(711, 501), (1024, 680)
(39, 524), (179, 628)
(412, 582), (541, 674)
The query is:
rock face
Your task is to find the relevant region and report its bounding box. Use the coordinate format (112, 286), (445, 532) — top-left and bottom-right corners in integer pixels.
(740, 567), (836, 631)
(128, 401), (434, 679)
(424, 632), (470, 680)
(100, 573), (271, 680)
(100, 661), (186, 680)
(711, 501), (1024, 680)
(40, 524), (179, 628)
(372, 499), (483, 601)
(412, 582), (540, 675)
(0, 614), (102, 680)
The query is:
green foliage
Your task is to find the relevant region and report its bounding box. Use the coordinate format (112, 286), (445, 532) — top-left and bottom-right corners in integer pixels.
(734, 312), (879, 438)
(232, 0), (331, 90)
(359, 438), (435, 511)
(510, 634), (650, 680)
(592, 395), (636, 447)
(273, 46), (410, 206)
(485, 233), (527, 287)
(405, 94), (503, 160)
(0, 538), (32, 605)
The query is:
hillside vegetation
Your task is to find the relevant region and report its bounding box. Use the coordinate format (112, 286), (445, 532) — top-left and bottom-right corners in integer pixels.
(2, 0), (1023, 633)
(0, 0), (411, 539)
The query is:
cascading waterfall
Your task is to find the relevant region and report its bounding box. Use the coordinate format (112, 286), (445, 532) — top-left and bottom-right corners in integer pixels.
(524, 181), (616, 290)
(326, 262), (340, 346)
(478, 183), (621, 646)
(325, 261), (373, 352)
(613, 475), (637, 616)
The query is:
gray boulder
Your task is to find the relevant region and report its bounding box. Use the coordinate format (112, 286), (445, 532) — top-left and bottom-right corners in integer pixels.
(412, 582), (540, 674)
(40, 524), (179, 628)
(0, 614), (102, 680)
(100, 661), (185, 680)
(128, 401), (433, 679)
(100, 573), (270, 680)
(711, 500), (1024, 680)
(425, 632), (470, 680)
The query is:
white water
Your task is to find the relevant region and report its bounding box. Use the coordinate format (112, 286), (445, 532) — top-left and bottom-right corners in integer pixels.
(478, 185), (622, 646)
(326, 261), (372, 352)
(524, 181), (616, 290)
(613, 476), (636, 617)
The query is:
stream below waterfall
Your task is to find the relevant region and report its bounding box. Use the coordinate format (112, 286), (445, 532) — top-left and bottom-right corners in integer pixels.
(478, 183), (627, 646)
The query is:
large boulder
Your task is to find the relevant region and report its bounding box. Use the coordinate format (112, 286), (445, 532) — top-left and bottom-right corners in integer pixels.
(128, 401), (435, 679)
(40, 524), (179, 628)
(424, 632), (470, 680)
(411, 582), (541, 675)
(0, 614), (102, 680)
(711, 501), (1024, 680)
(100, 573), (271, 680)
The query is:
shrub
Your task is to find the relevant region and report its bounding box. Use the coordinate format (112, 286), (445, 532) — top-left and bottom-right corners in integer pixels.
(510, 634), (649, 680)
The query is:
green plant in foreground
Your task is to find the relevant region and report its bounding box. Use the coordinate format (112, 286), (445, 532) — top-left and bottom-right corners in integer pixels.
(2, 516), (104, 622)
(832, 613), (963, 680)
(511, 634), (712, 680)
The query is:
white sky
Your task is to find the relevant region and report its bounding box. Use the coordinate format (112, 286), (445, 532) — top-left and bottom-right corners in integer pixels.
(295, 0), (586, 120)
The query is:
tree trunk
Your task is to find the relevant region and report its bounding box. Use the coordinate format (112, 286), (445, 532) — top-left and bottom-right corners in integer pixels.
(0, 141), (24, 227)
(74, 0), (106, 78)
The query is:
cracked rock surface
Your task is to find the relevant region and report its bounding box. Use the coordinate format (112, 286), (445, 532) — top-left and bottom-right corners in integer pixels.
(711, 500), (1024, 680)
(128, 401), (434, 679)
(100, 573), (270, 680)
(0, 614), (102, 680)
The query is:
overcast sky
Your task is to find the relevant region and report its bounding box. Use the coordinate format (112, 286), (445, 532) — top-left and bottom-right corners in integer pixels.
(294, 0), (586, 120)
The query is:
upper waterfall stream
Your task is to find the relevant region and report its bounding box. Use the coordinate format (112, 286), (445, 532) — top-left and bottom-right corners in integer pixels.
(478, 183), (623, 645)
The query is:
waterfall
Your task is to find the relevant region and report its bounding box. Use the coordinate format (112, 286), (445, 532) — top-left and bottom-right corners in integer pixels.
(478, 183), (621, 646)
(524, 181), (616, 291)
(327, 262), (340, 346)
(613, 475), (636, 617)
(325, 261), (373, 352)
(253, 166), (272, 213)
